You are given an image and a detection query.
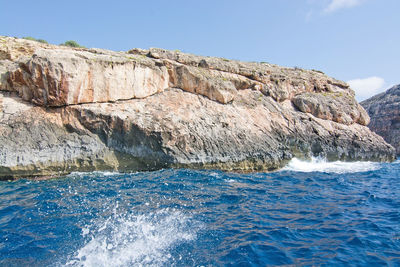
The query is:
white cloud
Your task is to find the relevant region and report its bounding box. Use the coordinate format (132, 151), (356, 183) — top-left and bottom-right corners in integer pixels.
(324, 0), (364, 13)
(347, 76), (385, 101)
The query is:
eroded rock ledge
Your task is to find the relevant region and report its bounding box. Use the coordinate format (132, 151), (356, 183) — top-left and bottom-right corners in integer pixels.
(0, 36), (395, 179)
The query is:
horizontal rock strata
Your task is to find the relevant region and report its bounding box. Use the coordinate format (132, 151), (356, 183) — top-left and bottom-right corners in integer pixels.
(0, 36), (395, 179)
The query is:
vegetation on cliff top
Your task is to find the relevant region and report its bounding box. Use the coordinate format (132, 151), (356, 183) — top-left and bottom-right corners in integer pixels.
(22, 36), (48, 44)
(21, 37), (85, 48)
(60, 40), (85, 48)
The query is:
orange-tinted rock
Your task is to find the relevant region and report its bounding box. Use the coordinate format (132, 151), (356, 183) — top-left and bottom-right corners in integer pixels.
(292, 91), (370, 125)
(5, 48), (170, 106)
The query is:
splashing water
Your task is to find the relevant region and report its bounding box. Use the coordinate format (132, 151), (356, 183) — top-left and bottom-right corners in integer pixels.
(282, 157), (381, 173)
(66, 207), (197, 267)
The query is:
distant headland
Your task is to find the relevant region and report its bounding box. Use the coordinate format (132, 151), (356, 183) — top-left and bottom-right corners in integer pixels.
(361, 84), (400, 156)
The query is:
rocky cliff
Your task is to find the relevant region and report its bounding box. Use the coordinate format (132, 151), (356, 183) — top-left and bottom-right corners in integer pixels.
(361, 85), (400, 155)
(0, 36), (395, 179)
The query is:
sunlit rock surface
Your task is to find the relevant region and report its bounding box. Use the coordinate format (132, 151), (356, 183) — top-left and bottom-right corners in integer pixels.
(0, 36), (395, 179)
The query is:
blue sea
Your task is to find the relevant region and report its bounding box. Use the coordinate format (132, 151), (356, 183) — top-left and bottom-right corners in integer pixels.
(0, 158), (399, 266)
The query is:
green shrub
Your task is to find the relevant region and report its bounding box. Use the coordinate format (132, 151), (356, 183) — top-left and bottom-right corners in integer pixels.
(22, 36), (48, 44)
(311, 69), (325, 74)
(36, 39), (48, 44)
(22, 36), (36, 41)
(61, 40), (85, 48)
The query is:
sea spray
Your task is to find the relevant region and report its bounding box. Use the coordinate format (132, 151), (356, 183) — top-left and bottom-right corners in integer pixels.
(66, 205), (198, 267)
(282, 157), (381, 173)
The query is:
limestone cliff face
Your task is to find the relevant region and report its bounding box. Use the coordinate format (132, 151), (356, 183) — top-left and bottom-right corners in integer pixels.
(0, 36), (395, 179)
(361, 85), (400, 155)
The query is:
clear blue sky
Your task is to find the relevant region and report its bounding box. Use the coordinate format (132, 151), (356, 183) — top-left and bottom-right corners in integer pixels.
(1, 0), (399, 100)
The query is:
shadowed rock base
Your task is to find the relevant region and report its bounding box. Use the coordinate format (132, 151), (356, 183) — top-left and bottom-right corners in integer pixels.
(0, 88), (394, 180)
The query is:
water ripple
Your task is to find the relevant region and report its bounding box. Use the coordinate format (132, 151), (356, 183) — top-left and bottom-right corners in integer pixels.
(0, 160), (399, 266)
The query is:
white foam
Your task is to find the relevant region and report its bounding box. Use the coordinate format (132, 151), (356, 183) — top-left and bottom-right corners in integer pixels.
(66, 208), (197, 267)
(282, 157), (381, 174)
(66, 171), (123, 178)
(209, 172), (221, 178)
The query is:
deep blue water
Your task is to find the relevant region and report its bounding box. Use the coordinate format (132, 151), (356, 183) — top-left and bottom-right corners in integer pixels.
(0, 158), (399, 266)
